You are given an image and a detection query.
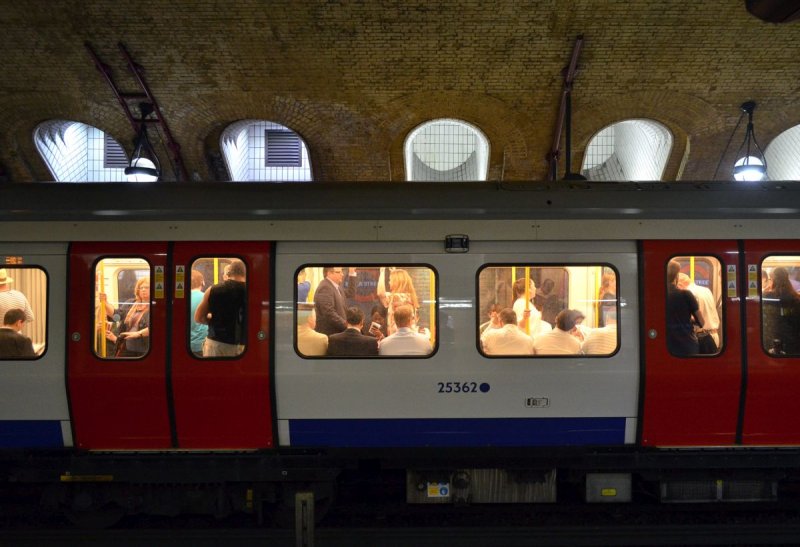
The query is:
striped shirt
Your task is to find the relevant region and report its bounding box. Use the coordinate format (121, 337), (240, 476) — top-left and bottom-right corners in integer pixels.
(0, 290), (35, 324)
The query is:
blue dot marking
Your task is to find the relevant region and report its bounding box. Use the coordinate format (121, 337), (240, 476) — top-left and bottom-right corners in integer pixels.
(479, 383), (490, 393)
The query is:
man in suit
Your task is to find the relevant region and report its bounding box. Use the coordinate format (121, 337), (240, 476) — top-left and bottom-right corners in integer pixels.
(327, 307), (378, 356)
(313, 267), (356, 336)
(0, 308), (35, 358)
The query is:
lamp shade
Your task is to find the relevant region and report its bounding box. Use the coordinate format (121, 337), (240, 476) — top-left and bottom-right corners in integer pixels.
(125, 157), (159, 182)
(733, 156), (766, 182)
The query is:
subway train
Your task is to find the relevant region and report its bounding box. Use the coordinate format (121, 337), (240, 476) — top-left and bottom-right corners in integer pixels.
(2, 180), (800, 526)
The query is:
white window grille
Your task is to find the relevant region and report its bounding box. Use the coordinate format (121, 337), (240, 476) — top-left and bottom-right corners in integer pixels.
(581, 119), (673, 181)
(33, 121), (128, 182)
(404, 119), (490, 181)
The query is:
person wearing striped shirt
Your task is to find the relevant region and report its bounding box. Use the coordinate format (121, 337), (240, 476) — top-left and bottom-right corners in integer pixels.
(0, 269), (34, 326)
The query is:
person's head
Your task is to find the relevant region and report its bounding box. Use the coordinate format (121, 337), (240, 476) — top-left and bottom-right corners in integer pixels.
(513, 277), (536, 300)
(394, 304), (415, 329)
(133, 277), (150, 302)
(297, 305), (316, 329)
(488, 303), (503, 322)
(772, 266), (792, 294)
(540, 278), (555, 295)
(191, 269), (205, 290)
(677, 272), (691, 290)
(499, 308), (517, 326)
(667, 260), (682, 285)
(0, 268), (13, 291)
(297, 268), (307, 283)
(389, 269), (419, 307)
(224, 260), (246, 281)
(556, 309), (584, 332)
(600, 272), (616, 296)
(345, 306), (364, 328)
(323, 267), (344, 283)
(3, 308), (26, 331)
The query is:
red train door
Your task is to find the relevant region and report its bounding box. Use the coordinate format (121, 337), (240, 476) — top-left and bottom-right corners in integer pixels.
(641, 240), (743, 446)
(170, 242), (273, 449)
(741, 241), (800, 444)
(67, 242), (171, 449)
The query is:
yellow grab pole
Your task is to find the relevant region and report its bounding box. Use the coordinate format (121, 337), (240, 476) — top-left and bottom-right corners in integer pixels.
(95, 262), (106, 357)
(523, 267), (531, 335)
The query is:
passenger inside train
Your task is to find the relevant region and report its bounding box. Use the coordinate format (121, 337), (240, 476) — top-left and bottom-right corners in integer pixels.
(0, 267), (44, 357)
(477, 265), (619, 357)
(296, 265), (435, 358)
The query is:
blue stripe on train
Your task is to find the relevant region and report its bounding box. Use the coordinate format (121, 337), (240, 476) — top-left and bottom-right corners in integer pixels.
(0, 420), (63, 448)
(288, 417), (626, 447)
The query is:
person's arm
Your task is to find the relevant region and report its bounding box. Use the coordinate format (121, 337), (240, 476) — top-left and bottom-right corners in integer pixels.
(194, 289), (211, 325)
(377, 267), (389, 307)
(688, 292), (704, 328)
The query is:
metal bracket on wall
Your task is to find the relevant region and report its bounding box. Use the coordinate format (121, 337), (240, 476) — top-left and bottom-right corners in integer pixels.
(85, 42), (189, 182)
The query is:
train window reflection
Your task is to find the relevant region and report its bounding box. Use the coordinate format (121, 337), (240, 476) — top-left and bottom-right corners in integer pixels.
(477, 265), (618, 357)
(295, 266), (436, 358)
(761, 256), (800, 357)
(0, 267), (46, 360)
(94, 258), (150, 359)
(189, 257), (247, 358)
(666, 256), (723, 357)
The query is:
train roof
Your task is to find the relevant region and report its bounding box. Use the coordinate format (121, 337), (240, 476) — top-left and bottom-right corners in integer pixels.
(2, 181), (800, 222)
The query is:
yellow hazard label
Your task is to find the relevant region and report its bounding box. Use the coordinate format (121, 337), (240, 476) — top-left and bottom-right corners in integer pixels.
(601, 488), (617, 497)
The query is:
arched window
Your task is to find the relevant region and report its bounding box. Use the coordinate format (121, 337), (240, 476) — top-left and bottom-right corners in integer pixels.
(220, 120), (312, 182)
(581, 119), (673, 181)
(765, 124), (800, 181)
(33, 121), (128, 182)
(404, 119), (489, 181)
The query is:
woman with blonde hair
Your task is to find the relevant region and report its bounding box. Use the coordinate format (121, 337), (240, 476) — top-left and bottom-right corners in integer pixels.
(377, 267), (420, 334)
(598, 271), (617, 327)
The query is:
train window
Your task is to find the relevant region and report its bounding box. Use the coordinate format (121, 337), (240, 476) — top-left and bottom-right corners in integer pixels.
(477, 265), (618, 357)
(0, 266), (47, 360)
(761, 256), (800, 357)
(188, 257), (247, 358)
(93, 258), (150, 359)
(666, 256), (723, 357)
(295, 266), (437, 358)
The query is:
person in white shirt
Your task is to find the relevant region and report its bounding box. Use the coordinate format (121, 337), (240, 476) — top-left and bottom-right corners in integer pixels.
(378, 305), (432, 356)
(482, 308), (534, 355)
(581, 313), (618, 355)
(533, 309), (583, 355)
(678, 273), (720, 348)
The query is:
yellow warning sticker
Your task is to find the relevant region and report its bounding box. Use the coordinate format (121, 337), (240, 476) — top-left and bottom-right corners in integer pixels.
(175, 265), (186, 298)
(748, 264), (759, 297)
(726, 264), (737, 297)
(154, 266), (165, 299)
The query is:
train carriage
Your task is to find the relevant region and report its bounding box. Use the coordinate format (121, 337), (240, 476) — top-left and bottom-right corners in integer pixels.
(2, 181), (800, 523)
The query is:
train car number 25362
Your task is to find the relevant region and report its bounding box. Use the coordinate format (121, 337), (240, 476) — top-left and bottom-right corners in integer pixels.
(437, 381), (491, 394)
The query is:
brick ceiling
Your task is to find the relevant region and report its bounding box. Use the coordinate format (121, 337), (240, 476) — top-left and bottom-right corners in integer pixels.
(1, 1), (799, 183)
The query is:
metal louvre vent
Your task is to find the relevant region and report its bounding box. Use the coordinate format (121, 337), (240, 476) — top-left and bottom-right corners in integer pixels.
(265, 130), (302, 167)
(103, 134), (128, 168)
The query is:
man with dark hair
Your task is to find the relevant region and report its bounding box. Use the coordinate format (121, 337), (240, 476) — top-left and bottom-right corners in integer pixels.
(313, 266), (356, 336)
(533, 309), (584, 355)
(666, 260), (704, 355)
(195, 260), (247, 357)
(327, 306), (378, 356)
(481, 307), (534, 355)
(0, 308), (35, 358)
